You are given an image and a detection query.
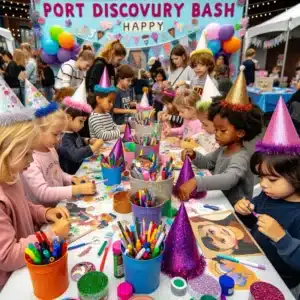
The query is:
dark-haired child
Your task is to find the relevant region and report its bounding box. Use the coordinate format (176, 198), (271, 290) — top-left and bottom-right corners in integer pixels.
(58, 82), (103, 174)
(235, 98), (300, 293)
(179, 67), (263, 205)
(152, 68), (167, 115)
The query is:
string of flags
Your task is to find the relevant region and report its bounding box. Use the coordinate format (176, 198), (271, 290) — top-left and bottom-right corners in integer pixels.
(251, 32), (288, 49)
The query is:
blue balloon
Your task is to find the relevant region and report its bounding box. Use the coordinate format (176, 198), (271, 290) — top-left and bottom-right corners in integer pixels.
(208, 40), (221, 55)
(43, 39), (59, 55)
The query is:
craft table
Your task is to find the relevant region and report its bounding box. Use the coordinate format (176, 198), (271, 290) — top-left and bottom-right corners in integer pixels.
(247, 87), (295, 112)
(1, 141), (295, 300)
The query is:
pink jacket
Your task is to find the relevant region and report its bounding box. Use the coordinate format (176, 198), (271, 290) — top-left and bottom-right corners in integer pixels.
(169, 119), (203, 139)
(22, 148), (73, 207)
(0, 179), (48, 288)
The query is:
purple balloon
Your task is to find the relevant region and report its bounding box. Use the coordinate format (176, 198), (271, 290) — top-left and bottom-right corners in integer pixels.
(71, 43), (81, 55)
(57, 48), (72, 63)
(40, 50), (57, 64)
(219, 24), (235, 41)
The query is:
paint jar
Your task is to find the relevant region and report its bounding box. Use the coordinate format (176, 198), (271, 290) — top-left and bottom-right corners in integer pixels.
(113, 191), (132, 214)
(113, 241), (124, 279)
(25, 252), (69, 300)
(77, 271), (109, 300)
(102, 166), (122, 186)
(117, 282), (133, 300)
(219, 274), (235, 296)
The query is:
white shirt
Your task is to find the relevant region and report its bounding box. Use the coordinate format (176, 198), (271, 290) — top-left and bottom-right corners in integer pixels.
(167, 66), (196, 86)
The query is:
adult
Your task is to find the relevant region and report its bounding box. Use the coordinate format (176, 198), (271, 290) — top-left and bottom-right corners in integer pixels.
(168, 44), (196, 88)
(20, 43), (37, 85)
(242, 48), (257, 86)
(55, 50), (94, 90)
(85, 40), (127, 92)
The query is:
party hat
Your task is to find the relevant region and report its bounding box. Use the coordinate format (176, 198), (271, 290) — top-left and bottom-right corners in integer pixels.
(173, 156), (205, 199)
(63, 79), (92, 113)
(190, 29), (213, 57)
(221, 65), (252, 111)
(94, 67), (116, 94)
(137, 89), (152, 112)
(162, 203), (206, 279)
(25, 79), (49, 109)
(256, 97), (300, 155)
(201, 75), (221, 101)
(122, 123), (133, 142)
(109, 137), (125, 171)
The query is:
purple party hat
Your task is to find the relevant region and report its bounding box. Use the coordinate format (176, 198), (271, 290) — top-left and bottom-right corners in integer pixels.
(162, 203), (206, 279)
(256, 97), (300, 155)
(173, 156), (206, 199)
(122, 123), (133, 142)
(110, 138), (125, 170)
(99, 66), (110, 88)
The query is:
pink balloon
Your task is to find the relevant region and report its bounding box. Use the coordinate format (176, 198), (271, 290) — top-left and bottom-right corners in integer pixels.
(206, 23), (221, 41)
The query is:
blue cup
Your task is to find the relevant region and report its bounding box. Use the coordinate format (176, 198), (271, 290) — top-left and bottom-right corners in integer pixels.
(102, 166), (122, 186)
(122, 246), (163, 294)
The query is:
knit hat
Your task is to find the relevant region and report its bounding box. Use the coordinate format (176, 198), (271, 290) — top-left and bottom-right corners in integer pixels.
(94, 67), (116, 94)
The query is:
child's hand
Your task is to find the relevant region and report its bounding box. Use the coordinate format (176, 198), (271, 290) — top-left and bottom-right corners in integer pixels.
(73, 182), (96, 195)
(51, 218), (70, 239)
(89, 138), (98, 145)
(46, 207), (70, 223)
(177, 178), (197, 201)
(129, 102), (136, 108)
(91, 139), (104, 153)
(72, 175), (90, 185)
(234, 198), (254, 215)
(257, 214), (286, 242)
(181, 149), (196, 161)
(119, 124), (126, 133)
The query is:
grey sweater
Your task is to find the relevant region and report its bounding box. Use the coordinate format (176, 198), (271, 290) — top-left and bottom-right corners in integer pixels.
(192, 147), (253, 205)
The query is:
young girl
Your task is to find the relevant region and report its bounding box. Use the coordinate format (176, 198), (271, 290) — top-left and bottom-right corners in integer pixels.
(152, 68), (168, 116)
(179, 67), (263, 205)
(235, 98), (300, 294)
(22, 104), (96, 207)
(163, 91), (203, 139)
(0, 110), (70, 289)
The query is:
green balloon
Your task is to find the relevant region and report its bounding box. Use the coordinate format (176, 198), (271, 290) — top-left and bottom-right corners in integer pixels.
(49, 25), (64, 42)
(235, 24), (241, 30)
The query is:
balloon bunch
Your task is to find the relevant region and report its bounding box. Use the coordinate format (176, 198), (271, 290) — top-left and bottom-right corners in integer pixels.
(205, 23), (242, 55)
(40, 25), (80, 65)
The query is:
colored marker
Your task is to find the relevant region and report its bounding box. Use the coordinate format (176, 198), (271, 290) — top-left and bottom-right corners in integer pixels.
(135, 248), (146, 260)
(97, 241), (108, 257)
(216, 254), (266, 270)
(203, 204), (220, 211)
(147, 222), (153, 242)
(152, 232), (165, 258)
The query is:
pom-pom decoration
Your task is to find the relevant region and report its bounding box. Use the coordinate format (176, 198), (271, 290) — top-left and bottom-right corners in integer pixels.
(63, 96), (92, 114)
(34, 102), (59, 118)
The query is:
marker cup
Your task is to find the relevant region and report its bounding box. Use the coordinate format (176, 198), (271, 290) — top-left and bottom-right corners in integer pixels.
(102, 166), (122, 186)
(135, 143), (160, 158)
(135, 123), (162, 140)
(130, 196), (165, 227)
(25, 252), (69, 300)
(122, 245), (164, 294)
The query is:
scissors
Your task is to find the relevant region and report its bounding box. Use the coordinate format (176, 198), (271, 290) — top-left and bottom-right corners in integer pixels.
(68, 236), (102, 251)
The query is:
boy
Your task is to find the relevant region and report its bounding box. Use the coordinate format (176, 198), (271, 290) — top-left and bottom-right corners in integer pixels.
(242, 48), (257, 86)
(113, 64), (137, 125)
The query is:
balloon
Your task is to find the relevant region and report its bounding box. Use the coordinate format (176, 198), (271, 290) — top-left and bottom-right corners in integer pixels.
(43, 39), (59, 55)
(57, 48), (72, 63)
(58, 32), (75, 50)
(49, 25), (64, 42)
(208, 40), (221, 55)
(222, 37), (242, 54)
(206, 23), (221, 40)
(40, 51), (57, 64)
(71, 43), (81, 55)
(219, 24), (235, 41)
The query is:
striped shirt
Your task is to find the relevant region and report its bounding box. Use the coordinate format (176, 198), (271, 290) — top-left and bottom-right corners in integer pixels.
(89, 112), (120, 141)
(55, 59), (85, 90)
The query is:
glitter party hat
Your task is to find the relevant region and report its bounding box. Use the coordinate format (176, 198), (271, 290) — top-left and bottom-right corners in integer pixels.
(221, 65), (252, 111)
(173, 156), (204, 199)
(256, 97), (300, 155)
(109, 137), (125, 170)
(63, 80), (92, 113)
(25, 79), (49, 109)
(162, 203), (206, 279)
(190, 29), (213, 57)
(122, 123), (133, 142)
(94, 67), (116, 94)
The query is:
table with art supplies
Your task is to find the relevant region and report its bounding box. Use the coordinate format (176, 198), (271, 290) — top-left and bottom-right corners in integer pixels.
(247, 86), (295, 112)
(1, 129), (295, 300)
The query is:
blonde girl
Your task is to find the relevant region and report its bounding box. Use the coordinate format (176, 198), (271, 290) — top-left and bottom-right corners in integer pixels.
(86, 40), (127, 92)
(0, 114), (69, 289)
(22, 103), (96, 207)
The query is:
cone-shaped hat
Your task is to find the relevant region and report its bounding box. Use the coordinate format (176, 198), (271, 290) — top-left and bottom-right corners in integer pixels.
(25, 79), (49, 109)
(122, 123), (133, 142)
(162, 203), (206, 279)
(190, 29), (213, 57)
(94, 67), (116, 94)
(109, 137), (125, 170)
(201, 75), (221, 102)
(256, 97), (300, 154)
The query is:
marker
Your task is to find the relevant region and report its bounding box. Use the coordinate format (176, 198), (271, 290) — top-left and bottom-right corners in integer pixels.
(97, 241), (108, 257)
(147, 222), (153, 242)
(135, 248), (146, 260)
(25, 248), (41, 264)
(152, 232), (165, 258)
(203, 204), (220, 211)
(216, 254), (266, 270)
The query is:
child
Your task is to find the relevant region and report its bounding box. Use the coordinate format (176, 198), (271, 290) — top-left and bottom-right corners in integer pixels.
(59, 81), (103, 174)
(53, 87), (75, 103)
(179, 67), (263, 205)
(133, 69), (151, 102)
(39, 60), (55, 101)
(163, 91), (203, 139)
(269, 65), (281, 87)
(22, 103), (96, 207)
(88, 72), (124, 141)
(152, 68), (168, 116)
(0, 109), (70, 289)
(234, 98), (300, 293)
(113, 64), (137, 125)
(242, 48), (257, 86)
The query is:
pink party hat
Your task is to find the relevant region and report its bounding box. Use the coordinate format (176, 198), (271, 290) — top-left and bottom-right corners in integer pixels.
(110, 138), (125, 170)
(162, 203), (206, 279)
(99, 67), (110, 88)
(173, 156), (206, 199)
(256, 97), (300, 155)
(122, 123), (133, 142)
